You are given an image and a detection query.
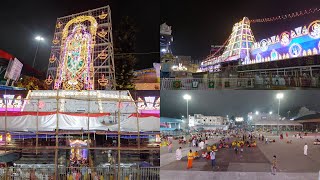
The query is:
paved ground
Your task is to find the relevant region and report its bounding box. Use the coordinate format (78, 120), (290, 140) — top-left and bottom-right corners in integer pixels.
(257, 135), (320, 172)
(161, 136), (271, 171)
(160, 170), (319, 180)
(161, 132), (320, 173)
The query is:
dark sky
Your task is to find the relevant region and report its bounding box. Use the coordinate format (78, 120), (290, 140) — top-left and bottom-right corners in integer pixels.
(0, 0), (159, 72)
(161, 90), (320, 119)
(161, 0), (320, 60)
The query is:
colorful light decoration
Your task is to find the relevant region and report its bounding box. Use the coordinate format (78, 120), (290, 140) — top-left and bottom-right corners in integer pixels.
(47, 7), (115, 90)
(49, 54), (56, 63)
(201, 17), (255, 69)
(280, 31), (291, 46)
(54, 15), (98, 90)
(52, 37), (59, 45)
(137, 96), (160, 111)
(271, 49), (278, 60)
(250, 8), (320, 24)
(145, 96), (155, 109)
(45, 75), (53, 85)
(171, 63), (187, 71)
(98, 74), (109, 87)
(0, 95), (24, 112)
(308, 20), (320, 39)
(260, 39), (269, 52)
(98, 11), (108, 19)
(98, 51), (108, 60)
(289, 43), (302, 57)
(6, 133), (11, 143)
(240, 19), (320, 66)
(98, 29), (107, 38)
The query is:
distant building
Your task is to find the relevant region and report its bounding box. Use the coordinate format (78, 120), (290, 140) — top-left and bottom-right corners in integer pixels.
(133, 63), (160, 90)
(160, 117), (185, 135)
(189, 114), (228, 130)
(248, 112), (303, 131)
(160, 23), (173, 57)
(294, 113), (320, 132)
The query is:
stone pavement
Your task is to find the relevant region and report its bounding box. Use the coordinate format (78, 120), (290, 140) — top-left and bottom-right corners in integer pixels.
(160, 136), (221, 167)
(256, 135), (320, 172)
(161, 136), (271, 171)
(160, 170), (319, 180)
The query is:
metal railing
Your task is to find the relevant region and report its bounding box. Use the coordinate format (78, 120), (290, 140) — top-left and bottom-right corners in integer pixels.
(0, 166), (160, 180)
(161, 77), (320, 90)
(161, 78), (254, 90)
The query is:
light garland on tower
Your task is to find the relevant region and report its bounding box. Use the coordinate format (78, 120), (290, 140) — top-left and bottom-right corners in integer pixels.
(250, 8), (320, 23)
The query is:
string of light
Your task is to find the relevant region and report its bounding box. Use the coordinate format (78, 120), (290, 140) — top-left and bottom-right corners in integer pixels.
(250, 8), (320, 23)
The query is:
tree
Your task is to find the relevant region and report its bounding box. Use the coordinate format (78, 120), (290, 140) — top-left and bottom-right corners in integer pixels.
(15, 75), (49, 90)
(114, 16), (137, 90)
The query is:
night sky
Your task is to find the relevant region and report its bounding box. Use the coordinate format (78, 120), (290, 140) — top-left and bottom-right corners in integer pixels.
(0, 0), (160, 73)
(161, 0), (320, 60)
(161, 90), (320, 119)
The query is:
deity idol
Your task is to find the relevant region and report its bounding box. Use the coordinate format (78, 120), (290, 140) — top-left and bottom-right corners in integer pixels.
(310, 22), (320, 39)
(58, 24), (93, 90)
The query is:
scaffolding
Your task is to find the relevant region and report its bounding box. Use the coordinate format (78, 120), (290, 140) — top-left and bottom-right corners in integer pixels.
(0, 90), (160, 180)
(46, 6), (115, 90)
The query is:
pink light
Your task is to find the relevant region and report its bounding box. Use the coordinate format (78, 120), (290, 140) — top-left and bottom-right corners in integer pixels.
(0, 108), (22, 112)
(139, 109), (160, 114)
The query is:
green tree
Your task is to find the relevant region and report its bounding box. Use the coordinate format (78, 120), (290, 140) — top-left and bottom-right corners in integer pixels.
(15, 75), (48, 90)
(114, 16), (137, 90)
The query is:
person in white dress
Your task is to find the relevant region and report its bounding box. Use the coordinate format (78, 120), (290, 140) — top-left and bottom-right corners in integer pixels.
(176, 147), (182, 160)
(304, 143), (308, 156)
(192, 139), (196, 147)
(199, 140), (205, 150)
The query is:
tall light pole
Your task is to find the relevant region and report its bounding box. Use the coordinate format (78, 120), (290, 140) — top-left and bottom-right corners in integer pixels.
(33, 36), (44, 68)
(183, 94), (191, 131)
(276, 93), (284, 135)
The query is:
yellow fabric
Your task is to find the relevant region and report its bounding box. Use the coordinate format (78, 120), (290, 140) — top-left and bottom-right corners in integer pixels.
(68, 174), (73, 180)
(187, 152), (194, 160)
(194, 152), (199, 157)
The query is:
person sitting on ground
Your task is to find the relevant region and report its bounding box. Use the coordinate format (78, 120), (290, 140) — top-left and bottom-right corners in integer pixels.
(202, 151), (207, 158)
(194, 151), (200, 158)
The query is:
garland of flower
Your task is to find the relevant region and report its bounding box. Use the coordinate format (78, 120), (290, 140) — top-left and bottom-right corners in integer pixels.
(250, 8), (320, 23)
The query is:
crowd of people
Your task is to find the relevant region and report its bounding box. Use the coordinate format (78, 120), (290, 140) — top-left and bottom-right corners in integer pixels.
(163, 128), (318, 175)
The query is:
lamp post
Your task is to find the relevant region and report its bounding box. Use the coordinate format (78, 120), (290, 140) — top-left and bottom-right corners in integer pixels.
(33, 36), (44, 68)
(276, 93), (284, 135)
(183, 94), (191, 131)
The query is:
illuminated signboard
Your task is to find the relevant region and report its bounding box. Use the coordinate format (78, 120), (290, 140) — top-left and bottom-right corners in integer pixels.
(235, 117), (244, 122)
(0, 95), (24, 111)
(242, 20), (320, 65)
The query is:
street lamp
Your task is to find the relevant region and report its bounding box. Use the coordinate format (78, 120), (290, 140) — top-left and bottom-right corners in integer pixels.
(33, 36), (45, 68)
(255, 111), (259, 115)
(276, 93), (284, 135)
(183, 94), (191, 130)
(269, 111), (273, 115)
